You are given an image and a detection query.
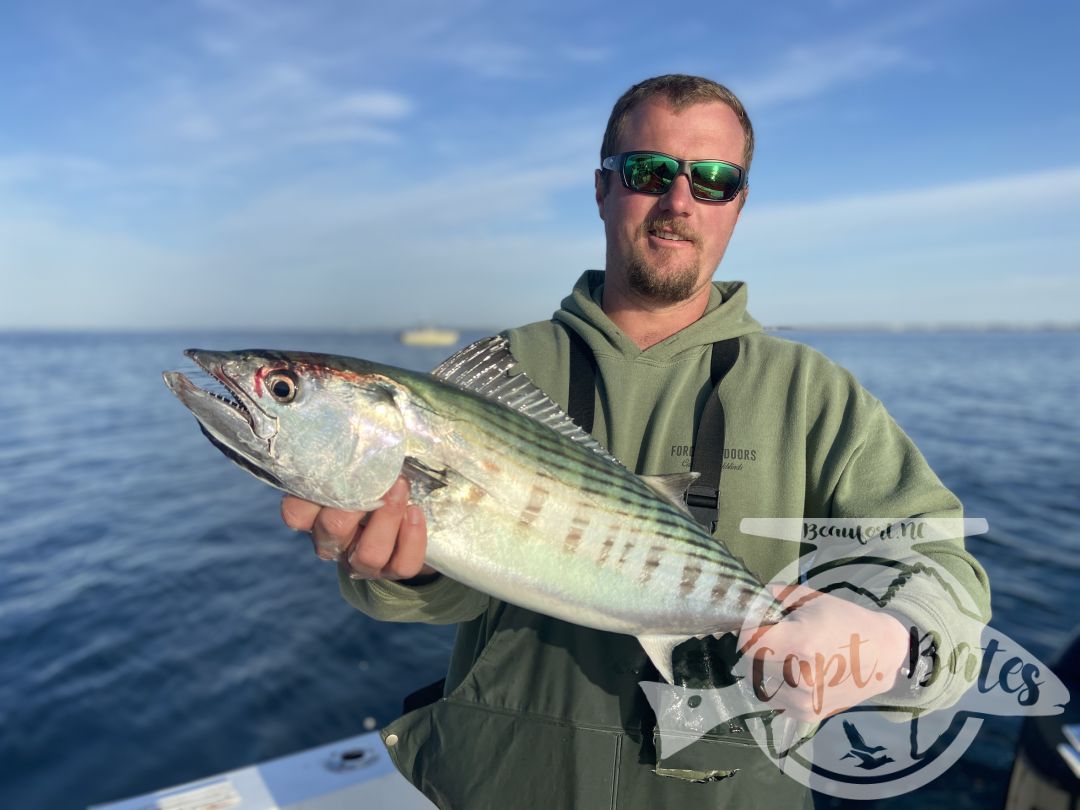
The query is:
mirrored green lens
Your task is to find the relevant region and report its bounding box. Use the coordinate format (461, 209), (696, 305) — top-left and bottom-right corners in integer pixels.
(690, 162), (743, 201)
(614, 152), (744, 201)
(623, 153), (679, 194)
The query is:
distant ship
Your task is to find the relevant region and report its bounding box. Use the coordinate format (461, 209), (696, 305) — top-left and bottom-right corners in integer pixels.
(399, 327), (459, 347)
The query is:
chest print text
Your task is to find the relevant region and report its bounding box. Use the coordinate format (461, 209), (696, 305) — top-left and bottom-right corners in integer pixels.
(669, 445), (758, 470)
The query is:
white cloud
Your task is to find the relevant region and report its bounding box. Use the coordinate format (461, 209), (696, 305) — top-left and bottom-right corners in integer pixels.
(175, 113), (220, 141)
(327, 92), (413, 120)
(210, 158), (592, 250)
(0, 211), (195, 328)
(732, 166), (1080, 325)
(0, 154), (110, 188)
(740, 166), (1080, 243)
(437, 41), (535, 79)
(732, 5), (952, 109)
(4, 161), (1077, 329)
(739, 42), (914, 108)
(137, 67), (415, 159)
(282, 124), (401, 146)
(561, 45), (611, 64)
(0, 201), (602, 330)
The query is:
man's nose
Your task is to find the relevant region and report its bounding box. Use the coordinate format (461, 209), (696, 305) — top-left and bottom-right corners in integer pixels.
(659, 171), (695, 215)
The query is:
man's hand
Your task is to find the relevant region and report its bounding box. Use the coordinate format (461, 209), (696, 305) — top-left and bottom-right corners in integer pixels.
(741, 584), (911, 721)
(280, 476), (436, 581)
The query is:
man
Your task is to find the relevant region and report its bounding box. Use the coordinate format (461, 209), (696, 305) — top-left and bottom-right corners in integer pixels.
(283, 75), (989, 807)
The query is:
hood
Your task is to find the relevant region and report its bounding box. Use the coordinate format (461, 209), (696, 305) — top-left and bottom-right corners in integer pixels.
(553, 270), (762, 362)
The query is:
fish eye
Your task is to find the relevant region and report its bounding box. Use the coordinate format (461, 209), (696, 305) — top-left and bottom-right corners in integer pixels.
(266, 370), (299, 403)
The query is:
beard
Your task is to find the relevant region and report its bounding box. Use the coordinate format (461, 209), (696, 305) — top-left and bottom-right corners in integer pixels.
(625, 252), (700, 304)
(623, 220), (702, 304)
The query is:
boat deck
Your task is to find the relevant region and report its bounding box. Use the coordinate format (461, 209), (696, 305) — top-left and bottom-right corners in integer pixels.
(90, 730), (435, 809)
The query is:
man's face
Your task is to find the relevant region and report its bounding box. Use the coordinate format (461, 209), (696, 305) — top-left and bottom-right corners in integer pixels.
(596, 99), (747, 305)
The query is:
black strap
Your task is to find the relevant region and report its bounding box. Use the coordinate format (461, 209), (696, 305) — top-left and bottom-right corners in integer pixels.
(564, 325), (740, 533)
(685, 338), (740, 532)
(565, 328), (598, 434)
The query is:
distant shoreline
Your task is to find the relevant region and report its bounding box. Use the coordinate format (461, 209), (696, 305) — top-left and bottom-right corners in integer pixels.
(766, 322), (1080, 333)
(2, 323), (1078, 336)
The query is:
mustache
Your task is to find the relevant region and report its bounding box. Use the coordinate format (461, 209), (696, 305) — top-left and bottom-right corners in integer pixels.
(640, 218), (696, 242)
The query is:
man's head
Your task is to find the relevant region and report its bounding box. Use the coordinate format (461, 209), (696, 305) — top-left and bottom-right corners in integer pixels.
(599, 75), (755, 193)
(596, 75), (753, 307)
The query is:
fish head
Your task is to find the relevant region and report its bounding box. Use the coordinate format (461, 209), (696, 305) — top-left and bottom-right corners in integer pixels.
(164, 349), (406, 510)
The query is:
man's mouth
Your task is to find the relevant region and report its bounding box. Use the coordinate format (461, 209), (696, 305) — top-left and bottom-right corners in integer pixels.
(646, 223), (693, 243)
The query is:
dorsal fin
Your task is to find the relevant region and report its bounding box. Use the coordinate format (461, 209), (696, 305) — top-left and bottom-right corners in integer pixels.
(432, 336), (625, 468)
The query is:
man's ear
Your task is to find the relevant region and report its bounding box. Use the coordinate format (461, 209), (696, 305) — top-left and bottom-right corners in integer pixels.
(595, 168), (606, 221)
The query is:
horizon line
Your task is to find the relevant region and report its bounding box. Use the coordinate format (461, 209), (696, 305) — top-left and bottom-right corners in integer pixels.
(1, 322), (1078, 335)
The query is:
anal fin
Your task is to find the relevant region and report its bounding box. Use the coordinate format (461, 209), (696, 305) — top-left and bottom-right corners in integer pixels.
(637, 634), (690, 684)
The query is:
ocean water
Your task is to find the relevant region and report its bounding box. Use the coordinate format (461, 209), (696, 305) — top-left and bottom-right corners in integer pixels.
(0, 329), (1077, 809)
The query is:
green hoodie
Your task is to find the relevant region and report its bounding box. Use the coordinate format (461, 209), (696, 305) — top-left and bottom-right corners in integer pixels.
(341, 271), (990, 808)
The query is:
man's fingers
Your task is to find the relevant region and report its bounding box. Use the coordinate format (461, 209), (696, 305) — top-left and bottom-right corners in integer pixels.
(347, 478), (409, 577)
(281, 495), (322, 532)
(285, 478), (432, 582)
(312, 506), (368, 561)
(383, 505), (429, 579)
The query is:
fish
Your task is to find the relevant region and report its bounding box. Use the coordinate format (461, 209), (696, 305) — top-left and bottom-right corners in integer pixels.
(163, 336), (782, 682)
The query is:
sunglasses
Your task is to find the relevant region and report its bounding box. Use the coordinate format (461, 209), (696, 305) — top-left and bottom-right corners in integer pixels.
(601, 151), (747, 203)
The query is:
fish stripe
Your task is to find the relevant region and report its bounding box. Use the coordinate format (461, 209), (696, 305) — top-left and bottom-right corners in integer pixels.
(597, 532), (617, 567)
(564, 513), (590, 555)
(639, 546), (663, 585)
(519, 483), (550, 528)
(680, 564), (703, 598)
(711, 579), (734, 603)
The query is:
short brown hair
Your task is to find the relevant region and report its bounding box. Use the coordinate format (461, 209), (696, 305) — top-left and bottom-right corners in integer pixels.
(600, 74), (754, 188)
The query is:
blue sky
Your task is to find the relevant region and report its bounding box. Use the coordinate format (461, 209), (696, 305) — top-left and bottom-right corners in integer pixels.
(1, 0), (1077, 329)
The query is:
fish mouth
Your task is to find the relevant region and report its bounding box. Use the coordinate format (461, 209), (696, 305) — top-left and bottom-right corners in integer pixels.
(163, 350), (285, 489)
(164, 350), (277, 438)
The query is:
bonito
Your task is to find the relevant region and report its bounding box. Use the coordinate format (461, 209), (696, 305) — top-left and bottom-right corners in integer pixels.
(163, 337), (781, 681)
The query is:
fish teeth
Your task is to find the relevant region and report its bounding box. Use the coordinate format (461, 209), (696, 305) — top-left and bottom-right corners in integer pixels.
(198, 379), (250, 419)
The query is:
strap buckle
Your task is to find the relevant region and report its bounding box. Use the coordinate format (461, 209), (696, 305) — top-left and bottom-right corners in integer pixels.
(684, 484), (719, 533)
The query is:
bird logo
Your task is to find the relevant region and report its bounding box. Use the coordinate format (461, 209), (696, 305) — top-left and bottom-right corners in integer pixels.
(838, 720), (894, 770)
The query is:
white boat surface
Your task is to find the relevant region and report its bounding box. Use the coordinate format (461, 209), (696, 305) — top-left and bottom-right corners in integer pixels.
(89, 730), (435, 810)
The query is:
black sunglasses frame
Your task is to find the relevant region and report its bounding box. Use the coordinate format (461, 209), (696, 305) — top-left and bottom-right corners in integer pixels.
(601, 150), (748, 203)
